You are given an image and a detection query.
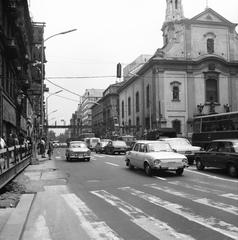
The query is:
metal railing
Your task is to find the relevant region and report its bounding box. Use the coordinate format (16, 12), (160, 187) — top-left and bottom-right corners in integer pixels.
(0, 144), (32, 189)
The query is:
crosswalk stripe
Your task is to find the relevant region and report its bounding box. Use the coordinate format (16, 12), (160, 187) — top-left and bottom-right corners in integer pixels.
(144, 183), (238, 215)
(119, 186), (238, 240)
(62, 193), (123, 240)
(91, 190), (195, 240)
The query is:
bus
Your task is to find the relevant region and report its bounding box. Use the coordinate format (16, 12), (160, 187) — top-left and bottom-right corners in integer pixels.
(192, 111), (238, 149)
(78, 133), (95, 141)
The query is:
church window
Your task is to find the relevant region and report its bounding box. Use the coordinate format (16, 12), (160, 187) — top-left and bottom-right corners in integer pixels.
(128, 97), (131, 116)
(136, 92), (140, 112)
(207, 38), (214, 54)
(146, 84), (150, 108)
(122, 101), (124, 118)
(206, 78), (218, 102)
(173, 119), (181, 133)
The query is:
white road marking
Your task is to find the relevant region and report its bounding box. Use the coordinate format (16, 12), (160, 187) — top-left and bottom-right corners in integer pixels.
(154, 176), (167, 181)
(91, 190), (195, 240)
(145, 183), (238, 215)
(62, 193), (123, 240)
(185, 169), (238, 182)
(221, 193), (238, 200)
(105, 162), (119, 167)
(33, 214), (51, 240)
(55, 156), (61, 159)
(119, 187), (238, 240)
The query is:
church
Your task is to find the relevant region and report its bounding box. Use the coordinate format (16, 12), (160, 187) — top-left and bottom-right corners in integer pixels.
(118, 0), (238, 139)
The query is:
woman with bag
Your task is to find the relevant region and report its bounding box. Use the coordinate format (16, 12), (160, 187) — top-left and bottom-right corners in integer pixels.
(47, 139), (54, 160)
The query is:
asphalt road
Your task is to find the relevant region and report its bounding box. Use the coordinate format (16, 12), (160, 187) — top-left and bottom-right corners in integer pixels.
(21, 148), (238, 240)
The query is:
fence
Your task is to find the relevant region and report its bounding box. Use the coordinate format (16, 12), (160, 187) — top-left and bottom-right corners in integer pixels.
(0, 143), (32, 189)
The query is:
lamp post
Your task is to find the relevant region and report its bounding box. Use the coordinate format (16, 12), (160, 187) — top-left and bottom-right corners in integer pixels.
(40, 29), (77, 137)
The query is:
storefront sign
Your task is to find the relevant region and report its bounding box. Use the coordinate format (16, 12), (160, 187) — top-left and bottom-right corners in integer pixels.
(3, 98), (16, 126)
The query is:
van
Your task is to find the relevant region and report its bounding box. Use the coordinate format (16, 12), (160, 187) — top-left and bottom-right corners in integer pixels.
(85, 138), (100, 151)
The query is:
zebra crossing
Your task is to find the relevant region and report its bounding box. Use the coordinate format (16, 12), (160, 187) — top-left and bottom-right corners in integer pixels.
(61, 177), (238, 240)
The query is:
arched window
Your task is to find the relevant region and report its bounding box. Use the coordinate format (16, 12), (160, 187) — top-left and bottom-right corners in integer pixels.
(129, 119), (131, 126)
(122, 121), (125, 134)
(146, 84), (150, 108)
(173, 119), (181, 134)
(128, 97), (131, 116)
(122, 101), (124, 118)
(206, 78), (218, 102)
(173, 86), (179, 100)
(207, 38), (214, 54)
(175, 0), (178, 9)
(136, 117), (140, 126)
(136, 92), (139, 112)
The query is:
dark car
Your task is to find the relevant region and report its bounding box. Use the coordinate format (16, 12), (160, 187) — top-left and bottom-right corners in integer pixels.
(95, 142), (108, 153)
(105, 140), (127, 155)
(195, 139), (238, 177)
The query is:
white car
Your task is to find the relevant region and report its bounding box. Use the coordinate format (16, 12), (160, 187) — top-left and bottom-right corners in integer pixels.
(65, 141), (91, 162)
(160, 138), (202, 165)
(126, 140), (188, 176)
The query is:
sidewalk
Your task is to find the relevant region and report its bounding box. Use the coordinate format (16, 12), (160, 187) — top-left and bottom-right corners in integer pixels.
(0, 155), (53, 240)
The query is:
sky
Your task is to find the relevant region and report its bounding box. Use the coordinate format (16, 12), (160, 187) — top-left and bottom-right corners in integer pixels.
(28, 0), (238, 135)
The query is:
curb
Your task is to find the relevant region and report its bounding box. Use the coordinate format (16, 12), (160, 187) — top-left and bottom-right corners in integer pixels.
(0, 194), (35, 240)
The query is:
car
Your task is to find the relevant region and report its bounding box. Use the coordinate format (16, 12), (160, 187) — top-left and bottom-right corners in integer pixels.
(125, 140), (188, 176)
(100, 139), (111, 142)
(65, 141), (91, 162)
(95, 142), (108, 153)
(104, 140), (127, 154)
(159, 138), (202, 165)
(194, 139), (238, 178)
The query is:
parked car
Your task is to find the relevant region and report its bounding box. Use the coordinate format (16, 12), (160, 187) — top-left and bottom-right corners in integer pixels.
(126, 140), (188, 176)
(105, 140), (127, 154)
(95, 142), (108, 153)
(195, 139), (238, 177)
(100, 139), (111, 142)
(159, 138), (202, 165)
(65, 141), (91, 162)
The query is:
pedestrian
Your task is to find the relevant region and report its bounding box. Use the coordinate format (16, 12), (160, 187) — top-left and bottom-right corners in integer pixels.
(11, 134), (19, 146)
(0, 136), (6, 149)
(47, 139), (54, 160)
(40, 137), (46, 158)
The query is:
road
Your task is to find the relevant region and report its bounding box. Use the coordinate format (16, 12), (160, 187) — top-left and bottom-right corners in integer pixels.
(21, 148), (238, 240)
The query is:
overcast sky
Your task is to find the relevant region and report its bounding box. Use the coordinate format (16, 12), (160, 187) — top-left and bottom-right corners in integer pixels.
(28, 0), (238, 135)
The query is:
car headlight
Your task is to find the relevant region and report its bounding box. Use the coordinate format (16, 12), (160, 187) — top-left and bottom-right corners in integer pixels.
(154, 159), (161, 165)
(182, 158), (188, 164)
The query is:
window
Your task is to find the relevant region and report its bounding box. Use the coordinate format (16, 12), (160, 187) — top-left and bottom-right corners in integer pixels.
(136, 117), (140, 126)
(207, 38), (214, 54)
(129, 119), (131, 126)
(173, 119), (181, 133)
(170, 81), (181, 101)
(136, 92), (139, 112)
(146, 84), (150, 108)
(206, 78), (218, 102)
(122, 101), (124, 118)
(128, 97), (131, 115)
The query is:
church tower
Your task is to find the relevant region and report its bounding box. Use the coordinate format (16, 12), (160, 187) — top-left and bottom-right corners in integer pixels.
(165, 0), (185, 22)
(162, 0), (186, 45)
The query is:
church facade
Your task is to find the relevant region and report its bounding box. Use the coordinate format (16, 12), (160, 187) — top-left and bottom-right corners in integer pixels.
(117, 0), (238, 139)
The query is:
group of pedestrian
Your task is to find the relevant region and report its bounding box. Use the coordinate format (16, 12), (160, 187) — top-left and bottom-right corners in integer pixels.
(38, 137), (54, 160)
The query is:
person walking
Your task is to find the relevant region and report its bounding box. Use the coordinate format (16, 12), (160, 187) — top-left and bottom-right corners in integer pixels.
(47, 139), (54, 160)
(40, 137), (46, 158)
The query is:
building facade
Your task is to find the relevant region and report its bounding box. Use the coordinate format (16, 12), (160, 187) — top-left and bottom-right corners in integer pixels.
(118, 0), (238, 139)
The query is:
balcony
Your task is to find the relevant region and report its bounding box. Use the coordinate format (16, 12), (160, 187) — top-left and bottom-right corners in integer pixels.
(6, 38), (19, 59)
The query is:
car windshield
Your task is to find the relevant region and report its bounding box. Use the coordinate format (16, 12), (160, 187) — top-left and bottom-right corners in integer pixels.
(147, 142), (173, 152)
(167, 139), (191, 147)
(70, 143), (87, 148)
(113, 141), (127, 147)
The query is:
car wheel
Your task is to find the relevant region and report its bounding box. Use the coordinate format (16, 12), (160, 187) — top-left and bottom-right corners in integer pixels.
(144, 163), (153, 176)
(196, 158), (205, 170)
(128, 161), (134, 170)
(176, 168), (184, 176)
(228, 163), (238, 178)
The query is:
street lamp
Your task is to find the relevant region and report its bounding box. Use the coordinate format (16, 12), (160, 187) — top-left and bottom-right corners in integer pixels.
(40, 29), (77, 137)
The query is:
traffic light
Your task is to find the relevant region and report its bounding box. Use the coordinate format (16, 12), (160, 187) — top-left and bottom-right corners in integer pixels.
(116, 63), (121, 78)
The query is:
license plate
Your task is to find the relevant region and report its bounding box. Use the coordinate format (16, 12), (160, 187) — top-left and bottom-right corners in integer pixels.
(168, 167), (177, 170)
(185, 151), (192, 155)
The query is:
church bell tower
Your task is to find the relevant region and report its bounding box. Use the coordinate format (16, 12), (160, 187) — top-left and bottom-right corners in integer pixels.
(165, 0), (185, 22)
